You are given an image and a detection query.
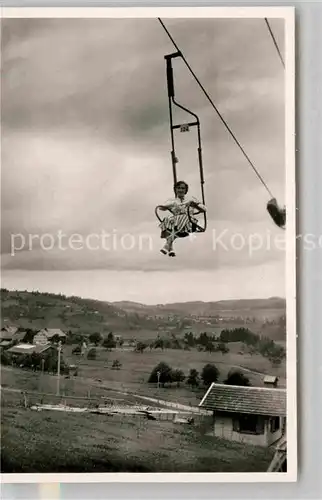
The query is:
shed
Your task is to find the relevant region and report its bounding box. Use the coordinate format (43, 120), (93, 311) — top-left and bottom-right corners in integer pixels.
(199, 383), (286, 447)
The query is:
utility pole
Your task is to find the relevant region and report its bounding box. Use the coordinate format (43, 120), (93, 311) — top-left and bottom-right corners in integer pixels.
(40, 358), (45, 395)
(157, 371), (161, 406)
(56, 341), (62, 396)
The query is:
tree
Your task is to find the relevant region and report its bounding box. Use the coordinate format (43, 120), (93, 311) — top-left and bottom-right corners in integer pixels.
(154, 338), (165, 351)
(1, 350), (10, 366)
(217, 342), (229, 354)
(201, 364), (220, 386)
(197, 332), (211, 347)
(184, 332), (195, 347)
(135, 341), (147, 353)
(103, 333), (116, 350)
(30, 352), (42, 370)
(72, 345), (82, 355)
(171, 369), (185, 387)
(44, 352), (58, 374)
(205, 342), (215, 353)
(87, 348), (97, 360)
(148, 362), (172, 386)
(187, 368), (199, 387)
(89, 332), (102, 346)
(224, 369), (251, 386)
(219, 327), (258, 345)
(51, 334), (61, 345)
(112, 359), (122, 370)
(23, 328), (37, 344)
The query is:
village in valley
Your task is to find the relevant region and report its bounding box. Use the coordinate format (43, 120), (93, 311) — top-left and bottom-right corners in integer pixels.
(1, 288), (287, 474)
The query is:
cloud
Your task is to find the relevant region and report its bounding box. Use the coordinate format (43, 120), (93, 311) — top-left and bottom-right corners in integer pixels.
(0, 264), (285, 304)
(1, 17), (286, 288)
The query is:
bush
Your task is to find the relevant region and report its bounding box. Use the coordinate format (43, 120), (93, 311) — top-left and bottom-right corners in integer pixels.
(87, 348), (97, 360)
(72, 345), (82, 355)
(135, 341), (147, 353)
(224, 369), (251, 386)
(171, 369), (185, 386)
(112, 360), (122, 370)
(89, 332), (102, 346)
(201, 364), (220, 386)
(148, 362), (172, 386)
(103, 332), (116, 350)
(186, 369), (199, 387)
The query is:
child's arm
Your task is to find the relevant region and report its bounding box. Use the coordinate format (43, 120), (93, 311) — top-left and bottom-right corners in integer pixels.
(158, 199), (175, 211)
(188, 197), (206, 212)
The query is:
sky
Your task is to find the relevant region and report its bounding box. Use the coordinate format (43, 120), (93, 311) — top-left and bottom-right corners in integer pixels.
(1, 16), (286, 304)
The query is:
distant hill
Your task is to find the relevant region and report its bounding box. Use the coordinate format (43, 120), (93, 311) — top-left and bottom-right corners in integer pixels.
(0, 289), (286, 341)
(0, 289), (158, 337)
(115, 297), (286, 319)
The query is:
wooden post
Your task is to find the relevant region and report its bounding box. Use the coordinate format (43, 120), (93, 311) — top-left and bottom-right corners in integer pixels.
(56, 341), (62, 396)
(22, 392), (27, 408)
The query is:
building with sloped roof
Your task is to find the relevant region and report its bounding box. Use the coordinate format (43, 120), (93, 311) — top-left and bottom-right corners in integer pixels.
(0, 327), (28, 349)
(0, 326), (19, 340)
(263, 375), (279, 388)
(33, 328), (66, 345)
(7, 343), (54, 356)
(199, 383), (286, 447)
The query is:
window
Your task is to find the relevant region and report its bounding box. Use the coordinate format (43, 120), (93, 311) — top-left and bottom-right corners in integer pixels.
(233, 414), (265, 435)
(270, 417), (280, 433)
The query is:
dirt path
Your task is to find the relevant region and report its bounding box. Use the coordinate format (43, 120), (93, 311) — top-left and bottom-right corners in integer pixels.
(99, 384), (209, 414)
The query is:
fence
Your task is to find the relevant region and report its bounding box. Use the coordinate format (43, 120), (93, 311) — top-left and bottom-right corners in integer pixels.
(17, 389), (209, 425)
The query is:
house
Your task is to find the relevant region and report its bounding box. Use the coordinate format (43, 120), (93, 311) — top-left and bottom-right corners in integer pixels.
(0, 327), (27, 349)
(263, 375), (279, 388)
(1, 326), (19, 338)
(7, 342), (54, 360)
(7, 343), (54, 355)
(33, 330), (50, 345)
(6, 342), (56, 369)
(34, 328), (66, 345)
(199, 383), (286, 447)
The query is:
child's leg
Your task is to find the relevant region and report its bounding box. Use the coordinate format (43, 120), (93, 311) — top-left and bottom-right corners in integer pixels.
(166, 233), (175, 251)
(161, 232), (176, 253)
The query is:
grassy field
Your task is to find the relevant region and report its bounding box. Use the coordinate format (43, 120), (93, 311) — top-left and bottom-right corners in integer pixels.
(1, 389), (274, 473)
(1, 343), (283, 473)
(0, 367), (143, 407)
(1, 338), (286, 410)
(64, 344), (286, 386)
(67, 344), (286, 406)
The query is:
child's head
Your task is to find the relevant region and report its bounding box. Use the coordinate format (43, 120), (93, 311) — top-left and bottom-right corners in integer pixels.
(174, 180), (189, 197)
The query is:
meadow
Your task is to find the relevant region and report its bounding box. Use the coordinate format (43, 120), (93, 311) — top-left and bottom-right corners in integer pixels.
(64, 343), (286, 401)
(1, 338), (286, 409)
(1, 389), (274, 473)
(0, 338), (284, 474)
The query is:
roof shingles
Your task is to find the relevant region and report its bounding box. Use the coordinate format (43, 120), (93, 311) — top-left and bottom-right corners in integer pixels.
(199, 383), (286, 416)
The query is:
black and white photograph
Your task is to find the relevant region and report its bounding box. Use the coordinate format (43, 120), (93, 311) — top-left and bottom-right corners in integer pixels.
(0, 7), (296, 482)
